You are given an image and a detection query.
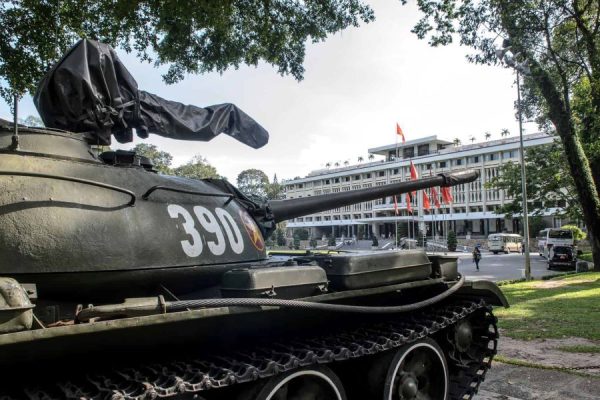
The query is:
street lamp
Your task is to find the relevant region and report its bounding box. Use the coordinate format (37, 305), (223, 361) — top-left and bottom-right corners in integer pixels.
(496, 42), (532, 280)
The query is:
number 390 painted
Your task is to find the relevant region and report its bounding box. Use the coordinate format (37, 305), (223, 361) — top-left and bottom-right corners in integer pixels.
(167, 204), (244, 257)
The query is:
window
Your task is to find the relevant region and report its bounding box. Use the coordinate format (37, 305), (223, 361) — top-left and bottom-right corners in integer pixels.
(334, 178), (340, 183)
(455, 159), (463, 166)
(344, 176), (350, 182)
(297, 183), (303, 189)
(354, 175), (361, 180)
(418, 144), (429, 156)
(403, 147), (415, 158)
(325, 179), (330, 184)
(378, 171), (385, 177)
(488, 153), (496, 161)
(393, 168), (399, 174)
(438, 161), (446, 168)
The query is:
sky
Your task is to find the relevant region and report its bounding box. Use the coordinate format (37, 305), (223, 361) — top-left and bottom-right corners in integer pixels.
(0, 0), (533, 183)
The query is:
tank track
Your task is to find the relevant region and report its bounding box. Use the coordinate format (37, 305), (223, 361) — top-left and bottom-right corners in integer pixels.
(4, 299), (498, 400)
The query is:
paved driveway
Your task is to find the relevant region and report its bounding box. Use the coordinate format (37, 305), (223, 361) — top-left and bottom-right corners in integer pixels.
(453, 251), (558, 282)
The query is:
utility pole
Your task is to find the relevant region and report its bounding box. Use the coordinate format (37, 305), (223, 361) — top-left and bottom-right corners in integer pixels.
(517, 71), (532, 280)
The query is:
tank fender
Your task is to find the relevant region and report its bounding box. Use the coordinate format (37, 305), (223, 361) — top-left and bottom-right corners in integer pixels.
(457, 280), (509, 308)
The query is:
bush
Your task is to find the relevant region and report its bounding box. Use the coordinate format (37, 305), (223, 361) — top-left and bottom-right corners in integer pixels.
(309, 238), (317, 248)
(328, 235), (337, 246)
(293, 236), (300, 250)
(276, 228), (286, 246)
(561, 224), (587, 242)
(447, 231), (457, 251)
(372, 235), (379, 247)
(294, 228), (310, 240)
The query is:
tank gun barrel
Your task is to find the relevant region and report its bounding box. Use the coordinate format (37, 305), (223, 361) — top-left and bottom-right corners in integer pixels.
(269, 169), (478, 223)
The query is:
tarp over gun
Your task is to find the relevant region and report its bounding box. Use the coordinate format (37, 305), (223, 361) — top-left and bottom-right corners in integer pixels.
(34, 39), (269, 148)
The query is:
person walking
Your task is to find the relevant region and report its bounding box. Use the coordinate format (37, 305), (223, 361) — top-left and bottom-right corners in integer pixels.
(473, 245), (482, 271)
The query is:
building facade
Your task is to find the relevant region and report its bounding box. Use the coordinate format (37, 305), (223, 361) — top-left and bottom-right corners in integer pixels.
(283, 133), (564, 239)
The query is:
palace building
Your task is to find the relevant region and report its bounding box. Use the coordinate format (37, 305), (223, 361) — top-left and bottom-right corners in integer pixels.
(283, 133), (563, 239)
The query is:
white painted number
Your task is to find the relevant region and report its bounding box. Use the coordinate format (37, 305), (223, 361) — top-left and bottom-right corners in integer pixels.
(167, 204), (203, 257)
(193, 205), (226, 256)
(215, 207), (244, 254)
(167, 205), (246, 257)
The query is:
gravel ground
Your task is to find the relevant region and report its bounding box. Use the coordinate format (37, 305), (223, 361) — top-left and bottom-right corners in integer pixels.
(478, 362), (600, 400)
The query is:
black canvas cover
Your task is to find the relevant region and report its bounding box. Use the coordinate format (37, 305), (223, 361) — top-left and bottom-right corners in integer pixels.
(34, 39), (269, 147)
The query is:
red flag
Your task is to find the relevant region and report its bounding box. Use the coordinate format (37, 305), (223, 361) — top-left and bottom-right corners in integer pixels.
(441, 186), (453, 204)
(393, 195), (399, 215)
(423, 190), (431, 210)
(409, 161), (418, 196)
(431, 187), (442, 208)
(409, 160), (418, 180)
(396, 123), (406, 144)
(406, 193), (412, 214)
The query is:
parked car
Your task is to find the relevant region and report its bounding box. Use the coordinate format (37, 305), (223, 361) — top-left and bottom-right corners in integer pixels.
(548, 245), (577, 270)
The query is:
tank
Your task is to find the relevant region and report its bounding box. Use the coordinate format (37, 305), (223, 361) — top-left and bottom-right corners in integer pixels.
(0, 40), (507, 400)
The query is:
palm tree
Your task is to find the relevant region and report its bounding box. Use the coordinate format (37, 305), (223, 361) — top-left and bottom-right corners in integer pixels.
(325, 162), (331, 169)
(368, 154), (375, 161)
(470, 136), (476, 143)
(453, 138), (461, 147)
(343, 160), (349, 167)
(334, 162), (340, 168)
(485, 132), (491, 141)
(500, 128), (510, 138)
(357, 156), (364, 163)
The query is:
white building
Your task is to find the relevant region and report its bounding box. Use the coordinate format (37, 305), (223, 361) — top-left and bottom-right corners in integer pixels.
(283, 133), (565, 239)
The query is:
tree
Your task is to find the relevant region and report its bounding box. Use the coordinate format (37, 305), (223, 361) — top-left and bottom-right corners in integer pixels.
(325, 162), (331, 169)
(485, 132), (492, 141)
(343, 160), (349, 167)
(237, 168), (269, 198)
(486, 142), (582, 221)
(0, 1), (374, 104)
(130, 143), (173, 174)
(453, 138), (461, 147)
(19, 115), (44, 127)
(410, 0), (600, 270)
(294, 228), (310, 241)
(334, 162), (340, 167)
(500, 129), (510, 138)
(368, 154), (375, 161)
(447, 231), (458, 252)
(265, 174), (284, 200)
(358, 156), (364, 163)
(470, 136), (476, 143)
(173, 155), (220, 180)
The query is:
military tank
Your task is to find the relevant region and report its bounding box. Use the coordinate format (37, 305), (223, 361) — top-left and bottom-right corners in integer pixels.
(0, 40), (507, 400)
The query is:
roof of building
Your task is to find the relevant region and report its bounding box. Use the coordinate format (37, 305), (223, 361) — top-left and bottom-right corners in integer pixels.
(368, 135), (452, 155)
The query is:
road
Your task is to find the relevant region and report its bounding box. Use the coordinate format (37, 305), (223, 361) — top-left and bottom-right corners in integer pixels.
(453, 250), (557, 282)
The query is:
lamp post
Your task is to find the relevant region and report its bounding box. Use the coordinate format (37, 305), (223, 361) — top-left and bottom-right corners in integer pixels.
(496, 43), (532, 280)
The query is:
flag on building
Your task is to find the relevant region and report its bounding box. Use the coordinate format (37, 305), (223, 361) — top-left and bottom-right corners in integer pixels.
(409, 161), (418, 196)
(393, 195), (399, 215)
(396, 123), (406, 144)
(441, 186), (453, 204)
(423, 190), (431, 210)
(431, 186), (442, 208)
(406, 193), (412, 214)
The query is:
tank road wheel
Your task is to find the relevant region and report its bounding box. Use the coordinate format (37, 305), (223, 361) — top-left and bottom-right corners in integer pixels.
(382, 338), (449, 400)
(361, 338), (449, 400)
(235, 366), (347, 400)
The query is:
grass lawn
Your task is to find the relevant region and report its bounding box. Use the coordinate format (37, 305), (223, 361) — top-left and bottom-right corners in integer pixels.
(579, 252), (593, 262)
(495, 272), (600, 340)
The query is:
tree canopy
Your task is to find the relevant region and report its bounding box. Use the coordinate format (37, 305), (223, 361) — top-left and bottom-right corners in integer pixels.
(131, 143), (173, 175)
(409, 0), (600, 268)
(0, 0), (374, 104)
(173, 155), (220, 180)
(487, 141), (582, 221)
